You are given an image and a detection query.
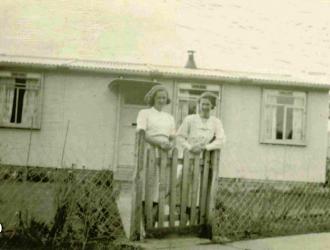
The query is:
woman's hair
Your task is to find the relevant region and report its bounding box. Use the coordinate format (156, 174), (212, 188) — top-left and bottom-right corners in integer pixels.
(144, 85), (171, 106)
(198, 92), (218, 109)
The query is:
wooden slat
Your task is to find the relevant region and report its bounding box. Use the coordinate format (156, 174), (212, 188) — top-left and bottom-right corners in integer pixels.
(130, 130), (145, 240)
(190, 154), (200, 225)
(169, 148), (178, 227)
(200, 151), (210, 224)
(199, 158), (204, 211)
(145, 147), (156, 230)
(206, 150), (220, 224)
(158, 149), (167, 227)
(180, 150), (190, 226)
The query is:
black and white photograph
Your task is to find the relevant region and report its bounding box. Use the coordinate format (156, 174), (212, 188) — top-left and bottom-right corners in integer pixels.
(0, 0), (330, 249)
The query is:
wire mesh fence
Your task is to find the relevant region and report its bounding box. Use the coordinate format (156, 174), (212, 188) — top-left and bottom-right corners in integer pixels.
(212, 176), (330, 243)
(0, 165), (127, 249)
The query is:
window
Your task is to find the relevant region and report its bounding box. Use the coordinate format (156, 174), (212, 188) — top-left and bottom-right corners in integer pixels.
(0, 72), (42, 129)
(261, 89), (307, 145)
(176, 83), (221, 126)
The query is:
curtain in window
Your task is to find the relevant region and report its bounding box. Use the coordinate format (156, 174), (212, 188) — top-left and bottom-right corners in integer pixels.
(22, 79), (38, 127)
(292, 97), (304, 141)
(264, 94), (277, 140)
(2, 78), (15, 124)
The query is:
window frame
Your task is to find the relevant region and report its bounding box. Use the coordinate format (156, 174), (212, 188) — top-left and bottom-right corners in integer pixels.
(260, 88), (307, 146)
(0, 71), (43, 130)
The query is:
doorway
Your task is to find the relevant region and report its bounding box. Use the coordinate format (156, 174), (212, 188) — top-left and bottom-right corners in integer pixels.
(116, 83), (152, 180)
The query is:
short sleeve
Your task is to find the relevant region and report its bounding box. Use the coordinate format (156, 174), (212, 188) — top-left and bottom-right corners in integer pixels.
(215, 119), (225, 143)
(205, 118), (226, 151)
(136, 110), (147, 131)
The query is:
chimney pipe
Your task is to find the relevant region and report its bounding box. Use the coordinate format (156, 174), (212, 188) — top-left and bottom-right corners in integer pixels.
(185, 50), (197, 69)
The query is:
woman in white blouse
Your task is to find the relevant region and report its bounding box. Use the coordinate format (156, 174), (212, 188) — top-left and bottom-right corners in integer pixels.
(177, 92), (225, 154)
(136, 85), (175, 214)
(136, 85), (175, 150)
(177, 92), (225, 215)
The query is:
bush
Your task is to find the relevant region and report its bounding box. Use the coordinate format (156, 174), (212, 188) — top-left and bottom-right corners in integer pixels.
(0, 168), (125, 249)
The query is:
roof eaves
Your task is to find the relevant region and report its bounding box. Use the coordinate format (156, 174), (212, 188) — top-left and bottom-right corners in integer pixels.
(1, 55), (329, 90)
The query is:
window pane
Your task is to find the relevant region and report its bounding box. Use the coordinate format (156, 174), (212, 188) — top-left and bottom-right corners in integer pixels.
(276, 106), (284, 139)
(293, 97), (304, 107)
(10, 78), (26, 124)
(187, 101), (197, 115)
(286, 107), (293, 139)
(277, 96), (294, 105)
(178, 100), (197, 125)
(262, 89), (306, 144)
(292, 108), (304, 140)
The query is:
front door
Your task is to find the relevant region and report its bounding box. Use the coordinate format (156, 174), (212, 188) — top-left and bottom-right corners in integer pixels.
(116, 83), (151, 180)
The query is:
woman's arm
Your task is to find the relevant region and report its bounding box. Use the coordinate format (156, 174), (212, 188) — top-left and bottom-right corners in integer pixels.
(205, 118), (226, 151)
(144, 134), (163, 147)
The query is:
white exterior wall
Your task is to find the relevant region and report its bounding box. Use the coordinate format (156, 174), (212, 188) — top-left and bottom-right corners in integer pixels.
(0, 70), (118, 170)
(220, 84), (329, 182)
(1, 68), (329, 182)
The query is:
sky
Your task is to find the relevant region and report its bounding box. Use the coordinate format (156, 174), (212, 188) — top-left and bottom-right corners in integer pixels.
(0, 0), (329, 78)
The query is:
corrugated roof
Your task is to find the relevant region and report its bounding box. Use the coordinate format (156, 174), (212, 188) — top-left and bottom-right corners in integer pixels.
(0, 54), (329, 89)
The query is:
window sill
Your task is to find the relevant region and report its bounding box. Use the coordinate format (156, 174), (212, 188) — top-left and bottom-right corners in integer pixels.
(260, 140), (307, 147)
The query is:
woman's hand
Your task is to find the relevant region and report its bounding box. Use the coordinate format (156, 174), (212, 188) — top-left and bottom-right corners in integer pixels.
(190, 144), (203, 154)
(159, 141), (173, 151)
(189, 141), (207, 154)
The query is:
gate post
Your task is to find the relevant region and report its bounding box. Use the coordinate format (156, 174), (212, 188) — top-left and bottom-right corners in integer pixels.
(207, 150), (220, 225)
(130, 130), (145, 240)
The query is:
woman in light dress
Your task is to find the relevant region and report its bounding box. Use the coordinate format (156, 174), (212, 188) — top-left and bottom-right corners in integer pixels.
(177, 92), (226, 215)
(136, 85), (175, 204)
(136, 85), (175, 151)
(177, 92), (225, 155)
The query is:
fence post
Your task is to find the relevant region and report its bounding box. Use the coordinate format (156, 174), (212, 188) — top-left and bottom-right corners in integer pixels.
(169, 148), (178, 227)
(129, 130), (145, 240)
(200, 151), (210, 224)
(158, 149), (167, 228)
(190, 154), (200, 225)
(207, 150), (220, 225)
(145, 147), (155, 230)
(180, 149), (190, 226)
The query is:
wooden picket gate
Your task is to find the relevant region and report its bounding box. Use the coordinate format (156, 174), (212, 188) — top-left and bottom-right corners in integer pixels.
(130, 130), (220, 240)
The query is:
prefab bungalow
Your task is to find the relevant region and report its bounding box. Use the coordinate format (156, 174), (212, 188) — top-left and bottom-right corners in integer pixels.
(0, 54), (329, 183)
